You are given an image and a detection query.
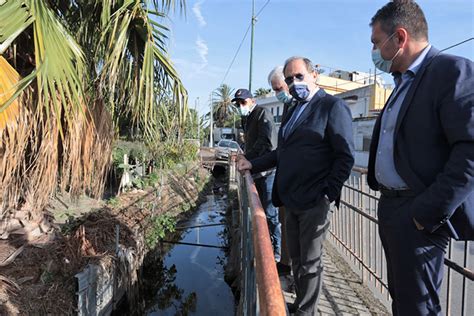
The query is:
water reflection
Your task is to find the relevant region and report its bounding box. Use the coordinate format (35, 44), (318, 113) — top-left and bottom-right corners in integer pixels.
(145, 194), (235, 316)
(144, 260), (197, 315)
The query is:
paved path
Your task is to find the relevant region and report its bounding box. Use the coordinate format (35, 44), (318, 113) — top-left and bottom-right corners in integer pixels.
(280, 242), (390, 315)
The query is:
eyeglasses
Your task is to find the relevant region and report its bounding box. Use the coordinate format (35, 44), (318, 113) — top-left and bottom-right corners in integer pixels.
(284, 73), (306, 85)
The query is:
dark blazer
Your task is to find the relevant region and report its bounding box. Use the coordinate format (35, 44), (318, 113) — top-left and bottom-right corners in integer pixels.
(251, 89), (354, 210)
(242, 106), (276, 160)
(368, 47), (474, 240)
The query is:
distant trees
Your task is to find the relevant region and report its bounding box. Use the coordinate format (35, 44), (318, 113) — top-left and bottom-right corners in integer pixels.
(212, 84), (238, 127)
(254, 88), (271, 97)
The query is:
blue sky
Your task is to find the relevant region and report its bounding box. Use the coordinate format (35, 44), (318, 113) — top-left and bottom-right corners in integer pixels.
(166, 0), (474, 115)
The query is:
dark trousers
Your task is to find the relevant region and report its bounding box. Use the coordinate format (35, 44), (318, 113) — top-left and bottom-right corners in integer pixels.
(278, 206), (291, 266)
(286, 198), (330, 315)
(254, 171), (282, 261)
(378, 195), (449, 316)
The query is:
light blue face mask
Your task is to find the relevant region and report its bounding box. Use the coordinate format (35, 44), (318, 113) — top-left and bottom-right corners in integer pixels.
(371, 32), (401, 73)
(276, 91), (291, 104)
(289, 82), (310, 101)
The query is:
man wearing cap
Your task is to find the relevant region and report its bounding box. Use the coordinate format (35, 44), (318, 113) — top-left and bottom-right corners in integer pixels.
(237, 57), (354, 315)
(232, 88), (282, 264)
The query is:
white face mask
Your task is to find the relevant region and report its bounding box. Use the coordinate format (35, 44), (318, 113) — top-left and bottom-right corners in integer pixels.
(371, 32), (401, 73)
(240, 105), (250, 116)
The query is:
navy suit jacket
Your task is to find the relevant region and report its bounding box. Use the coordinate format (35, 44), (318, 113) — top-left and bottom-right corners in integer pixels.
(251, 89), (354, 210)
(368, 47), (474, 240)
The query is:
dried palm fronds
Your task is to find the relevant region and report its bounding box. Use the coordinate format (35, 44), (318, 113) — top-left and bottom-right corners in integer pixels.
(0, 245), (25, 267)
(0, 56), (20, 136)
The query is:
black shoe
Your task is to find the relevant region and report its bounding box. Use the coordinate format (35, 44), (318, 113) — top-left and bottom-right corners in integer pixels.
(287, 302), (297, 314)
(276, 262), (292, 275)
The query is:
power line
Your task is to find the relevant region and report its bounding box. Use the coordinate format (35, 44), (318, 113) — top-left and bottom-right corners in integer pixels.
(256, 0), (271, 18)
(440, 37), (473, 53)
(220, 0), (271, 87)
(220, 23), (252, 86)
(321, 37), (474, 88)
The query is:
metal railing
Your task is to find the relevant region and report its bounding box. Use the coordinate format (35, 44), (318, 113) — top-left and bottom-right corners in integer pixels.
(329, 167), (473, 315)
(230, 156), (286, 316)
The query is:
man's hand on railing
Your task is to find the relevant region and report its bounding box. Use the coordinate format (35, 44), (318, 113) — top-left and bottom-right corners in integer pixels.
(237, 154), (252, 174)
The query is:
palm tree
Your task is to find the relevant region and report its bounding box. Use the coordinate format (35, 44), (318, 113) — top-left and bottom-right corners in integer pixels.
(212, 84), (237, 127)
(254, 87), (271, 97)
(0, 0), (188, 236)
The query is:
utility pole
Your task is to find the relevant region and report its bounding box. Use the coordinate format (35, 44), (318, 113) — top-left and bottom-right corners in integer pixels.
(248, 0), (255, 92)
(209, 92), (214, 148)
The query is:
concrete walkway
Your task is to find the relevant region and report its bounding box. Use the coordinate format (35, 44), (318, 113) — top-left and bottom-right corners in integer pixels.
(280, 242), (390, 315)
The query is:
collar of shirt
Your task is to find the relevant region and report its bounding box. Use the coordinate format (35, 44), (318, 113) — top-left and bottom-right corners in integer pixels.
(305, 86), (319, 102)
(392, 44), (431, 86)
(408, 44), (431, 75)
(247, 103), (257, 114)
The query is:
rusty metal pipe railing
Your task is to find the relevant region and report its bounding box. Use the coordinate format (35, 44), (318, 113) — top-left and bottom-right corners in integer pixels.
(242, 170), (286, 316)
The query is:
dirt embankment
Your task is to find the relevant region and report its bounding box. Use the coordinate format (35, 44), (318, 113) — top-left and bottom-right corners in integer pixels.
(0, 163), (210, 315)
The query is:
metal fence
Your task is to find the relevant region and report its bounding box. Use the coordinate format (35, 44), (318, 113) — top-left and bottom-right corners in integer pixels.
(328, 167), (473, 315)
(230, 156), (286, 316)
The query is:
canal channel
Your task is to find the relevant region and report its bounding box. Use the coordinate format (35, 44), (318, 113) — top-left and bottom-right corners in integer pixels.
(115, 176), (236, 315)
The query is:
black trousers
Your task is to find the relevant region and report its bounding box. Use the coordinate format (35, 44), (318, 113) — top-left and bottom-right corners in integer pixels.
(378, 195), (450, 316)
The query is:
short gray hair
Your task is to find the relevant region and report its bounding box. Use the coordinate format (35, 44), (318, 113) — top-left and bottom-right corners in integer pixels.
(283, 56), (315, 75)
(267, 66), (285, 86)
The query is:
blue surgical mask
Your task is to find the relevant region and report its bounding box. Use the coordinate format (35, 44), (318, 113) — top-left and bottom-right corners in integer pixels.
(289, 82), (310, 101)
(371, 32), (401, 73)
(276, 91), (291, 103)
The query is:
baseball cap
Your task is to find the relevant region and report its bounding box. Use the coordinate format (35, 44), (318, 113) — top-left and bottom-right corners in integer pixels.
(231, 88), (253, 102)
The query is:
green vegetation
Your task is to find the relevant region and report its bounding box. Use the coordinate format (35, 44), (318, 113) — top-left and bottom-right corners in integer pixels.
(145, 214), (177, 249)
(0, 0), (191, 227)
(254, 87), (271, 97)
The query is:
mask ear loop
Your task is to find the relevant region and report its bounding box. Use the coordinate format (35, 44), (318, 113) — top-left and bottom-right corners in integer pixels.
(381, 31), (403, 62)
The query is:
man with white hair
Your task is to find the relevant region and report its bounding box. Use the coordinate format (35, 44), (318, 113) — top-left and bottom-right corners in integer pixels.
(267, 66), (294, 276)
(268, 65), (293, 117)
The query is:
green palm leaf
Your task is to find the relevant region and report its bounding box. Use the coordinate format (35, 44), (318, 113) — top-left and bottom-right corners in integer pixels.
(0, 0), (33, 54)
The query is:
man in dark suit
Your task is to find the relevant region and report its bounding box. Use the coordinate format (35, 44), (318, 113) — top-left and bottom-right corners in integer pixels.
(238, 56), (354, 315)
(367, 1), (474, 315)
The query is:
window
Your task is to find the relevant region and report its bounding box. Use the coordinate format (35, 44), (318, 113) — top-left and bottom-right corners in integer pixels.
(218, 140), (230, 147)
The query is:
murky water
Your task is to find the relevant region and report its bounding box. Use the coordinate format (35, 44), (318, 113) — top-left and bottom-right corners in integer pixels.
(145, 194), (235, 315)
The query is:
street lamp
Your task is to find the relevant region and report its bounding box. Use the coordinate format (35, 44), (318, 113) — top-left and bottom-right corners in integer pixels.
(209, 92), (214, 147)
(195, 97), (200, 143)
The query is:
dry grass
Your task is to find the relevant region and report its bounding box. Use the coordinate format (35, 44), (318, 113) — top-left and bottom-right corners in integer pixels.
(1, 90), (114, 239)
(0, 163), (207, 315)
